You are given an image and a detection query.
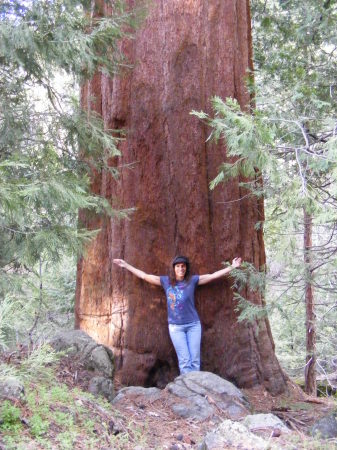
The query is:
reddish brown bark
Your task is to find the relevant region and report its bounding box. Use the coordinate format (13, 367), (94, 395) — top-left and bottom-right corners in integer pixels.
(75, 0), (287, 394)
(304, 208), (316, 395)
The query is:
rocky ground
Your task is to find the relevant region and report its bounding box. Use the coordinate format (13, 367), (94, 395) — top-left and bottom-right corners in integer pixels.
(1, 334), (337, 449)
(46, 353), (337, 449)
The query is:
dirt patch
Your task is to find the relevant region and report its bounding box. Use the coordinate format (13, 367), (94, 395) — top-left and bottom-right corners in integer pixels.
(242, 382), (335, 432)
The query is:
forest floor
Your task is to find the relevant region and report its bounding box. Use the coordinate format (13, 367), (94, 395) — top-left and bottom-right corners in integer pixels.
(1, 351), (337, 449)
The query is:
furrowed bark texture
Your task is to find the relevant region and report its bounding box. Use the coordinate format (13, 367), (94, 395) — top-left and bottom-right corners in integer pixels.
(75, 0), (287, 394)
(304, 208), (316, 395)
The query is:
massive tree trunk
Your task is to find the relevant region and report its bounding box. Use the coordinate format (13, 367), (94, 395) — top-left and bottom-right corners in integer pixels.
(75, 0), (287, 394)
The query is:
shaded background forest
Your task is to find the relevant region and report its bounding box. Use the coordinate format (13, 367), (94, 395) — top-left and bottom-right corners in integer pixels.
(1, 0), (337, 392)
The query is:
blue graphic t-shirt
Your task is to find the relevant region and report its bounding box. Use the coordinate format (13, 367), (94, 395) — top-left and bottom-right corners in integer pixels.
(160, 275), (200, 325)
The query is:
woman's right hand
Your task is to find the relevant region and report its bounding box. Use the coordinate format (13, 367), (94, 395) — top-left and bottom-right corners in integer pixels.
(112, 259), (161, 286)
(113, 259), (127, 268)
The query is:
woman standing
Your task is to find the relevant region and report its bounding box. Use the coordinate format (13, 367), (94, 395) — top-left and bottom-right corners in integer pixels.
(113, 255), (241, 374)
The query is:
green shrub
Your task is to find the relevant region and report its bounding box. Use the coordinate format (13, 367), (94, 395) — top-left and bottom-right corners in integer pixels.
(0, 400), (22, 433)
(29, 413), (49, 437)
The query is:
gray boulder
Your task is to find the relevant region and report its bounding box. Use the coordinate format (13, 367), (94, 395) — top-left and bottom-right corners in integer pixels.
(51, 329), (94, 354)
(0, 377), (25, 401)
(198, 419), (279, 450)
(87, 345), (114, 378)
(113, 386), (161, 404)
(310, 413), (337, 439)
(242, 413), (290, 435)
(50, 330), (114, 378)
(166, 371), (250, 421)
(88, 376), (114, 402)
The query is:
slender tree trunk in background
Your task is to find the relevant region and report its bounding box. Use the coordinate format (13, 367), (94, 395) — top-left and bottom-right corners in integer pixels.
(75, 0), (287, 394)
(304, 208), (316, 395)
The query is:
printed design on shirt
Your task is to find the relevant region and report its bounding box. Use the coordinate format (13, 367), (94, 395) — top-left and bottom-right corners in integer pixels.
(167, 286), (184, 313)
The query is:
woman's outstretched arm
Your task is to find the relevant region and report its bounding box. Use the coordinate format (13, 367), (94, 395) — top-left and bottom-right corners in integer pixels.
(113, 259), (161, 286)
(198, 257), (242, 286)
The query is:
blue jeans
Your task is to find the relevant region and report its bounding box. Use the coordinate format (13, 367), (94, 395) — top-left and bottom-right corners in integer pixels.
(168, 321), (201, 374)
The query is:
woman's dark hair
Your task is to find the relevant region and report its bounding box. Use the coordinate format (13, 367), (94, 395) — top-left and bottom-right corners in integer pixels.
(169, 255), (191, 286)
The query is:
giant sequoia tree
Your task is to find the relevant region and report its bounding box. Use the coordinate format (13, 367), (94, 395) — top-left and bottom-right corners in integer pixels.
(75, 0), (287, 394)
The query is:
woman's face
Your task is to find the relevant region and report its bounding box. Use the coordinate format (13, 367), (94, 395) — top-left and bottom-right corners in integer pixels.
(174, 263), (187, 281)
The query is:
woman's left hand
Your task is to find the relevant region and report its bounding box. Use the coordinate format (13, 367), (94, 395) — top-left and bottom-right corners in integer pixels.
(231, 257), (242, 268)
